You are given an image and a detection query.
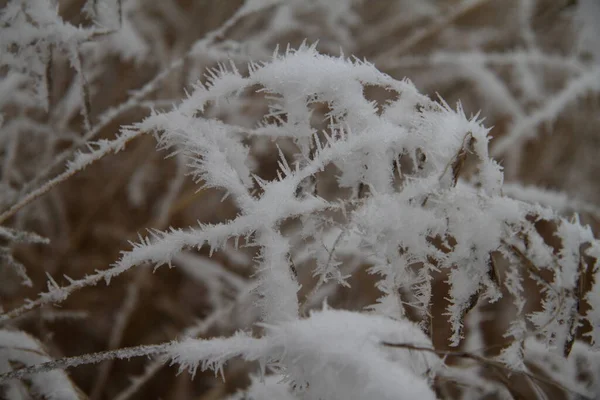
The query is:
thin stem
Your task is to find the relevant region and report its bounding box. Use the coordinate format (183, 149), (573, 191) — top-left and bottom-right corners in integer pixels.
(0, 343), (171, 383)
(381, 342), (592, 399)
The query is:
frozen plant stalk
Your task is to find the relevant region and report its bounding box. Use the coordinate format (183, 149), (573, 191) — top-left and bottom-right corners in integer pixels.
(2, 44), (599, 399)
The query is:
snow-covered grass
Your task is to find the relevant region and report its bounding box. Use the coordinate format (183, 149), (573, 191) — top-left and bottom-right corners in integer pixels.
(1, 1), (600, 399)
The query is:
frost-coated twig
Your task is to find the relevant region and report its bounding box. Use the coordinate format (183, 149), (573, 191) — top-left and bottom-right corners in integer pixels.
(1, 16), (599, 396)
(3, 0), (280, 225)
(503, 183), (600, 219)
(0, 129), (142, 225)
(114, 285), (255, 400)
(382, 342), (593, 399)
(0, 227), (49, 287)
(0, 216), (254, 321)
(22, 95), (177, 195)
(300, 228), (347, 315)
(0, 343), (171, 383)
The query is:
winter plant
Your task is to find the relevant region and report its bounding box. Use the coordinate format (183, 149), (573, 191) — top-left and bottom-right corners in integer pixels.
(1, 0), (600, 399)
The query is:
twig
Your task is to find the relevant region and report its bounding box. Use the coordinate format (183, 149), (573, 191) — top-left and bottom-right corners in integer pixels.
(0, 130), (143, 224)
(381, 342), (592, 399)
(0, 343), (171, 383)
(113, 293), (249, 400)
(3, 0), (280, 225)
(300, 229), (346, 315)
